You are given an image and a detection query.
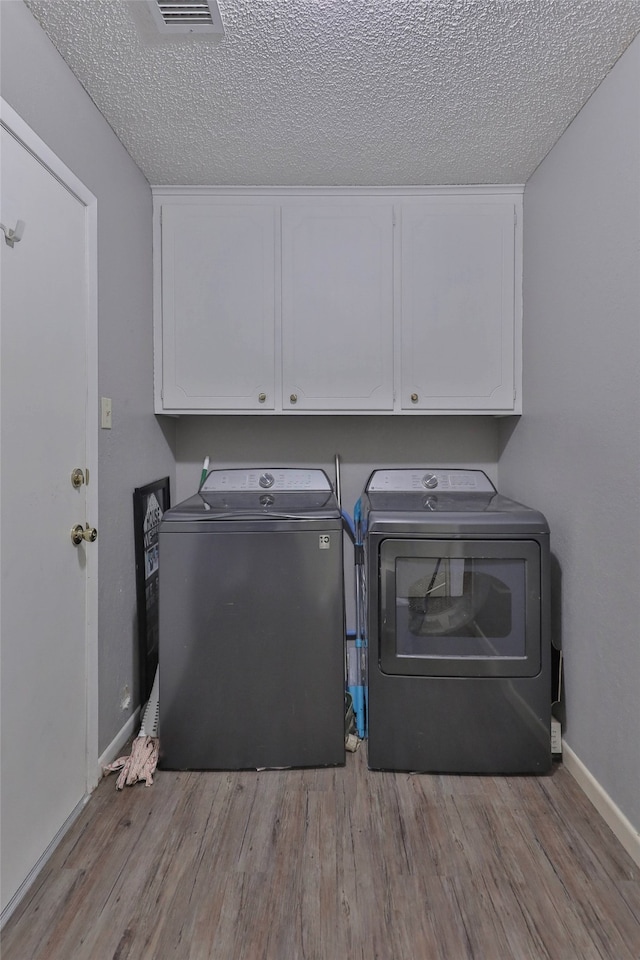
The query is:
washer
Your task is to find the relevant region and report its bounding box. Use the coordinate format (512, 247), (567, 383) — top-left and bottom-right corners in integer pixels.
(159, 468), (345, 770)
(361, 468), (551, 774)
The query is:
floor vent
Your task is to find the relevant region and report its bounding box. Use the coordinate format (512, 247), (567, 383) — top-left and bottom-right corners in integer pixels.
(148, 0), (224, 35)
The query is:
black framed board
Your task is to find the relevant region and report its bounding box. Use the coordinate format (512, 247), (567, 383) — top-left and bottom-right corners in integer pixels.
(133, 476), (170, 704)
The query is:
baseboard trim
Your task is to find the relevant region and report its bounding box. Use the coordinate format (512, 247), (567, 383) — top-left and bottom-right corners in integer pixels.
(563, 742), (640, 868)
(1, 795), (89, 929)
(97, 706), (141, 779)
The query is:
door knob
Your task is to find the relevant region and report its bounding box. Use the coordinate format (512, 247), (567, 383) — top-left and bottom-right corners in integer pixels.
(71, 523), (98, 546)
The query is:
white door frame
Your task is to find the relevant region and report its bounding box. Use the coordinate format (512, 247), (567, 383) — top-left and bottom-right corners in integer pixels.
(0, 98), (99, 791)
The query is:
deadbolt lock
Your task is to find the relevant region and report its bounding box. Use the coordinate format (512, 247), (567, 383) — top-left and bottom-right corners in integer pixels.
(71, 523), (98, 546)
(71, 468), (85, 488)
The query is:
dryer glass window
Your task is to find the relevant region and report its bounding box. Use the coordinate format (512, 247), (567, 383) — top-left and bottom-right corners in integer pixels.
(378, 539), (541, 677)
(395, 557), (523, 658)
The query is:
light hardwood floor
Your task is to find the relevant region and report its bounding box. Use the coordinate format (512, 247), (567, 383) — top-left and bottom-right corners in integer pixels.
(2, 748), (639, 959)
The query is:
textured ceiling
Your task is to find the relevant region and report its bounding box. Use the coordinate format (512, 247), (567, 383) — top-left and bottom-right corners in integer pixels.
(23, 0), (640, 186)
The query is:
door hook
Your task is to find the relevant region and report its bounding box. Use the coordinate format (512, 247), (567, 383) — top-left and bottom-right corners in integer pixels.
(0, 220), (25, 248)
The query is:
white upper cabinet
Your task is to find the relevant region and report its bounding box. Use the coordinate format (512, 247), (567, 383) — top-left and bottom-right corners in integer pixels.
(400, 199), (517, 411)
(154, 189), (522, 415)
(158, 202), (276, 410)
(281, 202), (394, 411)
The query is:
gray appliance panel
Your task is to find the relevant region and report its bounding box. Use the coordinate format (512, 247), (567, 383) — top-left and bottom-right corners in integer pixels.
(366, 673), (552, 774)
(366, 468), (496, 493)
(162, 511), (343, 535)
(159, 523), (345, 770)
(364, 502), (549, 537)
(164, 492), (341, 523)
(201, 467), (333, 493)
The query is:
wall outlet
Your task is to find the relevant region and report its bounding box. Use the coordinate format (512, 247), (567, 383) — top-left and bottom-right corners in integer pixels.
(120, 684), (131, 711)
(551, 717), (562, 755)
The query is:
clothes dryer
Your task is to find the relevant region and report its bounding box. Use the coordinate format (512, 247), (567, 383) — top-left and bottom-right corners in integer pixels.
(361, 469), (551, 774)
(159, 468), (345, 770)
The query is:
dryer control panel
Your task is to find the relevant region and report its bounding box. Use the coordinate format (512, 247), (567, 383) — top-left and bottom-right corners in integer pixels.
(366, 469), (496, 494)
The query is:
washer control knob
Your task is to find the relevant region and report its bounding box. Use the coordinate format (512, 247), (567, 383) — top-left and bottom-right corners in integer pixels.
(422, 473), (438, 489)
(259, 472), (275, 489)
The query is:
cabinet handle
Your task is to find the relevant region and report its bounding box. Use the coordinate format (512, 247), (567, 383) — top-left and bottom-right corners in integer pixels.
(411, 393), (419, 404)
(258, 393), (266, 403)
(290, 394), (298, 404)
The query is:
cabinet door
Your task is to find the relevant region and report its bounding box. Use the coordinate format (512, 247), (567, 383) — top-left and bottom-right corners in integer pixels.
(400, 201), (516, 411)
(161, 203), (276, 410)
(281, 203), (394, 411)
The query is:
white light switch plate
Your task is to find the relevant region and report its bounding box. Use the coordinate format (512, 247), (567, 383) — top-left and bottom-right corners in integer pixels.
(101, 397), (112, 429)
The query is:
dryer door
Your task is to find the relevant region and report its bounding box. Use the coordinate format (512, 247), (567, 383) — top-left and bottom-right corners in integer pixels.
(379, 539), (542, 677)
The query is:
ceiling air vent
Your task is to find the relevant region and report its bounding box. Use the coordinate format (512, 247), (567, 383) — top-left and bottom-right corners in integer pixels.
(148, 0), (224, 35)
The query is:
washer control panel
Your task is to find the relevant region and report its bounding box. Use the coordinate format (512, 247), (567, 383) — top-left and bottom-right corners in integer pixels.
(366, 469), (496, 494)
(201, 468), (332, 493)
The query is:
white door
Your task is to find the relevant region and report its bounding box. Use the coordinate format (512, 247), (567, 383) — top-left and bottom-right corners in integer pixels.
(0, 107), (98, 916)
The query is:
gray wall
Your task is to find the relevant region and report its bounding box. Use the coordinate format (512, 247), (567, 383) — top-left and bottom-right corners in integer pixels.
(499, 35), (640, 830)
(175, 416), (500, 507)
(1, 0), (176, 754)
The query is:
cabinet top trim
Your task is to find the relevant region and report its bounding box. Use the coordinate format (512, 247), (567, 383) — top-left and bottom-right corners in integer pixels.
(152, 184), (525, 198)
